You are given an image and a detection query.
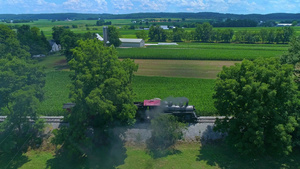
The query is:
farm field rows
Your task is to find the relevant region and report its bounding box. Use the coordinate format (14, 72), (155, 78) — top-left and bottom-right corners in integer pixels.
(134, 59), (239, 79)
(117, 44), (287, 61)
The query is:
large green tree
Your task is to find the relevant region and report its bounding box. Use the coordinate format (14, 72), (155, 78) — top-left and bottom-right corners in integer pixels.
(135, 30), (148, 40)
(0, 25), (45, 153)
(172, 27), (185, 42)
(214, 58), (299, 156)
(195, 23), (213, 42)
(53, 39), (138, 156)
(0, 25), (30, 59)
(281, 36), (300, 83)
(148, 25), (167, 42)
(107, 26), (121, 47)
(17, 25), (51, 55)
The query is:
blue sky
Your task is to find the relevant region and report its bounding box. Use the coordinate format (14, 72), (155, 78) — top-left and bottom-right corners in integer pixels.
(0, 0), (300, 14)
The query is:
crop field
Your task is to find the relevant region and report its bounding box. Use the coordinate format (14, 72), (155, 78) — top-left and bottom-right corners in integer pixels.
(37, 71), (72, 116)
(117, 43), (288, 61)
(134, 59), (239, 79)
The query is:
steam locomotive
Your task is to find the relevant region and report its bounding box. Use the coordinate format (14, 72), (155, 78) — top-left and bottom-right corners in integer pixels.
(63, 98), (198, 123)
(134, 98), (198, 123)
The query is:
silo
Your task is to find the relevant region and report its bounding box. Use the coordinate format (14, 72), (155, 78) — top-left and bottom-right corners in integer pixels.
(103, 26), (108, 45)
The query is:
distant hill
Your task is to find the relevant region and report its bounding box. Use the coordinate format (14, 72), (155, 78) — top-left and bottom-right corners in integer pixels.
(1, 12), (300, 21)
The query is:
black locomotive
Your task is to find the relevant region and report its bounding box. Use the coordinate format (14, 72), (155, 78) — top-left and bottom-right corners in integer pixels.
(134, 98), (198, 123)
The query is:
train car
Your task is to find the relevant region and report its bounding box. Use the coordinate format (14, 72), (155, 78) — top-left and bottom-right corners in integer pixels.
(134, 98), (198, 123)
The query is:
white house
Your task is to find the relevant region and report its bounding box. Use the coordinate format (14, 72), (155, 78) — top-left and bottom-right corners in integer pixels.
(119, 38), (145, 48)
(49, 40), (61, 52)
(160, 25), (169, 30)
(276, 23), (292, 27)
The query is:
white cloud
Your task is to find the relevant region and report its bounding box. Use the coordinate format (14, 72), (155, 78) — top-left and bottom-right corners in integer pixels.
(62, 0), (107, 12)
(138, 0), (167, 11)
(111, 0), (134, 10)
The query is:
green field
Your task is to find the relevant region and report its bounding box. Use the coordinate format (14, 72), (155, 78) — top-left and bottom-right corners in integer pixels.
(4, 19), (300, 40)
(133, 59), (238, 79)
(117, 43), (288, 61)
(37, 71), (216, 116)
(2, 143), (299, 169)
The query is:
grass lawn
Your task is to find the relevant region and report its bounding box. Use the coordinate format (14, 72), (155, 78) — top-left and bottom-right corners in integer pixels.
(2, 142), (300, 169)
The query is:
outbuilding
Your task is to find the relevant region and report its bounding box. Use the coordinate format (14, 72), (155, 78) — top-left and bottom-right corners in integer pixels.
(119, 38), (145, 48)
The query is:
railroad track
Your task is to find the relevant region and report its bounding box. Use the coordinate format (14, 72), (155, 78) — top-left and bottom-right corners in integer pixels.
(0, 116), (65, 123)
(1, 116), (226, 124)
(197, 116), (226, 123)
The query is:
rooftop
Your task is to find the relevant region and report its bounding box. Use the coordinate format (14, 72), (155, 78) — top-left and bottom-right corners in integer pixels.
(119, 38), (144, 43)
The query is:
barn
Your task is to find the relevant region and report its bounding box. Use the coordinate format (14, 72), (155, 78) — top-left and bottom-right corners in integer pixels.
(119, 38), (145, 47)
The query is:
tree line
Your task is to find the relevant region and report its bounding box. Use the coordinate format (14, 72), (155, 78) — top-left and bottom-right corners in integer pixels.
(145, 23), (295, 44)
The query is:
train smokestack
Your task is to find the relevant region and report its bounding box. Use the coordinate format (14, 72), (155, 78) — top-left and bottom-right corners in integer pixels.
(185, 101), (188, 107)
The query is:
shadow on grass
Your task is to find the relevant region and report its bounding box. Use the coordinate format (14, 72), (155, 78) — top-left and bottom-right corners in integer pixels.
(0, 153), (30, 169)
(147, 148), (182, 159)
(46, 132), (127, 169)
(197, 141), (300, 169)
(53, 64), (69, 71)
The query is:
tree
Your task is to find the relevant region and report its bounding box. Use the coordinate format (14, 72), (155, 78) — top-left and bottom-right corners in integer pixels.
(201, 22), (213, 42)
(267, 29), (276, 43)
(292, 21), (298, 26)
(148, 25), (167, 42)
(282, 27), (295, 44)
(0, 25), (30, 59)
(0, 25), (45, 154)
(96, 18), (105, 26)
(135, 30), (148, 40)
(221, 29), (234, 43)
(260, 29), (268, 43)
(52, 26), (65, 44)
(172, 27), (185, 42)
(276, 28), (284, 43)
(195, 23), (213, 42)
(146, 115), (185, 157)
(59, 29), (81, 61)
(17, 25), (51, 55)
(108, 26), (121, 47)
(211, 29), (222, 42)
(52, 39), (138, 156)
(281, 36), (300, 83)
(214, 58), (299, 156)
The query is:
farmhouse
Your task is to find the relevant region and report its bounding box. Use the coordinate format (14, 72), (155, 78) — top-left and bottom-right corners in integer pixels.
(160, 25), (169, 30)
(49, 40), (61, 52)
(276, 23), (292, 27)
(119, 38), (145, 47)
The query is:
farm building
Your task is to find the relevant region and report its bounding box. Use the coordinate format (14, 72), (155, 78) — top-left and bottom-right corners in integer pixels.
(119, 38), (145, 47)
(276, 23), (292, 27)
(160, 25), (169, 30)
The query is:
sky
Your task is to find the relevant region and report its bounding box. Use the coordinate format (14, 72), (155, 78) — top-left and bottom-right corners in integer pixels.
(0, 0), (300, 14)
